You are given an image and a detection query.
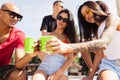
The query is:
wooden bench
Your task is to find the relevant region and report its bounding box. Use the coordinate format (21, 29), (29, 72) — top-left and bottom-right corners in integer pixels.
(25, 63), (39, 75)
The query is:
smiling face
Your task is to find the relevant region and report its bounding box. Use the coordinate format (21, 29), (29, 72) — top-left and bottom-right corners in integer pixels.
(81, 5), (95, 23)
(0, 3), (22, 28)
(56, 12), (69, 29)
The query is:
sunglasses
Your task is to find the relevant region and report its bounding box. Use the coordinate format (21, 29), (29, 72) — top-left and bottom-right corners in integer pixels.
(86, 9), (92, 15)
(57, 15), (69, 23)
(2, 9), (23, 21)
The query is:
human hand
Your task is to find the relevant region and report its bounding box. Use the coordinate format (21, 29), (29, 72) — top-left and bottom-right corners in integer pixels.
(27, 40), (40, 57)
(46, 38), (69, 54)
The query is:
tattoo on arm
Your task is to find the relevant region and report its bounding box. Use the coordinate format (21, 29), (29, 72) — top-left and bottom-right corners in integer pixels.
(69, 41), (106, 53)
(68, 15), (117, 53)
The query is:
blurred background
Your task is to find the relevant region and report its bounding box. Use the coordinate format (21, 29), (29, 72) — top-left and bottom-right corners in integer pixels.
(0, 0), (117, 39)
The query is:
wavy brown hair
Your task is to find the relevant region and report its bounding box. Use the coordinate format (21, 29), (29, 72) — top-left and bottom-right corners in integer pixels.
(77, 1), (109, 42)
(57, 9), (78, 43)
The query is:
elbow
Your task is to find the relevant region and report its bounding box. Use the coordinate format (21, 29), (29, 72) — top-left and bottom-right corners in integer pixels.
(15, 64), (25, 69)
(101, 39), (112, 50)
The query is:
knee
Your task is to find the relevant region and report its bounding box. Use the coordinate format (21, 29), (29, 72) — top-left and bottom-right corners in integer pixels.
(60, 75), (69, 80)
(94, 50), (104, 58)
(8, 70), (27, 80)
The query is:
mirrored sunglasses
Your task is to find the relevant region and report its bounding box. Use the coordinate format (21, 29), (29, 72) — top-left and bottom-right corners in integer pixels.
(57, 15), (69, 23)
(86, 9), (92, 15)
(2, 9), (23, 21)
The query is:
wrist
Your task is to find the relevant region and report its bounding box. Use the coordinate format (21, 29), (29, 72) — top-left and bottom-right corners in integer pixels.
(86, 75), (93, 80)
(57, 69), (63, 75)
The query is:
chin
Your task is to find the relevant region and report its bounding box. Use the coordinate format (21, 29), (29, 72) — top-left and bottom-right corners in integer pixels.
(8, 25), (15, 28)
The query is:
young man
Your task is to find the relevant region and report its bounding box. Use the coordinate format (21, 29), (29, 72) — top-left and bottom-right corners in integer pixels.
(40, 0), (64, 35)
(0, 3), (39, 80)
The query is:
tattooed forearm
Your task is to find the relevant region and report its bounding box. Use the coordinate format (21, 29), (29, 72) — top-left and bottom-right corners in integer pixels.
(87, 42), (104, 52)
(68, 25), (115, 53)
(68, 40), (107, 53)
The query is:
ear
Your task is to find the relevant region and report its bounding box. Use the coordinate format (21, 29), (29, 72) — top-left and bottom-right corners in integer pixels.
(0, 10), (3, 17)
(0, 10), (2, 15)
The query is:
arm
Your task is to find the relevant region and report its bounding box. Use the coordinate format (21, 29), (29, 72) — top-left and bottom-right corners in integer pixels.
(47, 14), (119, 53)
(14, 48), (39, 69)
(14, 34), (40, 69)
(85, 50), (104, 80)
(41, 29), (47, 36)
(81, 52), (93, 69)
(38, 51), (45, 61)
(68, 23), (116, 53)
(47, 18), (117, 53)
(41, 30), (52, 36)
(40, 16), (52, 36)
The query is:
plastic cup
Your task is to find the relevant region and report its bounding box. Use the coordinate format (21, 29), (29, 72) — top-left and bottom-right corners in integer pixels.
(24, 37), (35, 53)
(40, 36), (56, 53)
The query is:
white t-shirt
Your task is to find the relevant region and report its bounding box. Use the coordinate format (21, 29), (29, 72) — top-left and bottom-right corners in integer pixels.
(98, 20), (120, 60)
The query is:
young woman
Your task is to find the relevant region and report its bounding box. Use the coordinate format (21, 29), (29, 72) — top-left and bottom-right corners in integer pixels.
(79, 1), (109, 80)
(47, 1), (120, 80)
(32, 9), (78, 80)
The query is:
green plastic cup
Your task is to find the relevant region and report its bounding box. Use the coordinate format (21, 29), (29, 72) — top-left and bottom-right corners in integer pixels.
(24, 37), (35, 53)
(40, 36), (56, 53)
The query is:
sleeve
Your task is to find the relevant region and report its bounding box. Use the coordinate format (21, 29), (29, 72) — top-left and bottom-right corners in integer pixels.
(40, 16), (48, 31)
(16, 32), (26, 49)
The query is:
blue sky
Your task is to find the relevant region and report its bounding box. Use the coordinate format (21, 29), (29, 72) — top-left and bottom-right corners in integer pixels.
(0, 0), (117, 39)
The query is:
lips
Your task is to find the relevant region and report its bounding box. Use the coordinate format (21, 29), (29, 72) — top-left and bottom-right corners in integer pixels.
(58, 22), (64, 27)
(87, 16), (94, 22)
(11, 20), (17, 25)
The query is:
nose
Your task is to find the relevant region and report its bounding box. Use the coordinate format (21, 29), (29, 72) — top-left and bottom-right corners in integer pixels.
(14, 16), (18, 20)
(11, 16), (18, 22)
(58, 19), (63, 22)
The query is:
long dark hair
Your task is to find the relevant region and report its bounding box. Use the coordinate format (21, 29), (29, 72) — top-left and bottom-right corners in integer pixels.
(57, 9), (78, 43)
(96, 1), (109, 14)
(77, 1), (108, 42)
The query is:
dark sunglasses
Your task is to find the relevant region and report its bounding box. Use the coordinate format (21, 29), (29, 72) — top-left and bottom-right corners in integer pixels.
(2, 9), (23, 21)
(57, 15), (69, 23)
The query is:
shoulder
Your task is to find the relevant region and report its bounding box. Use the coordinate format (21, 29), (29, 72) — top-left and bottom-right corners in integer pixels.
(43, 15), (53, 19)
(12, 28), (25, 34)
(12, 28), (25, 38)
(105, 14), (119, 28)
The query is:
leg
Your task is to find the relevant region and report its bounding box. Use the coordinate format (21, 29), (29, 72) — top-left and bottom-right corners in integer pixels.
(8, 70), (27, 80)
(88, 50), (104, 79)
(32, 69), (48, 80)
(81, 52), (93, 69)
(98, 70), (119, 80)
(81, 50), (104, 80)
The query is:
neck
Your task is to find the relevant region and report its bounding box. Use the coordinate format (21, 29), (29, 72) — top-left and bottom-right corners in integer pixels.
(53, 29), (66, 40)
(0, 22), (11, 33)
(54, 28), (64, 35)
(52, 12), (58, 19)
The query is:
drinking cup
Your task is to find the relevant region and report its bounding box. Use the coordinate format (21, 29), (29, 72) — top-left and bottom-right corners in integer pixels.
(40, 36), (56, 53)
(24, 37), (35, 53)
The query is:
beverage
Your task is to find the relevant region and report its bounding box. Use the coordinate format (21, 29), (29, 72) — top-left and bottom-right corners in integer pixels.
(24, 37), (35, 53)
(40, 36), (56, 54)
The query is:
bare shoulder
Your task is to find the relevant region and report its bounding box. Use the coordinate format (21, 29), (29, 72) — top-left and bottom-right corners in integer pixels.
(106, 14), (120, 29)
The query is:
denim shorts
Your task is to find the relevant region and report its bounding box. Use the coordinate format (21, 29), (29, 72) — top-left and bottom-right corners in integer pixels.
(98, 58), (120, 79)
(37, 54), (67, 75)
